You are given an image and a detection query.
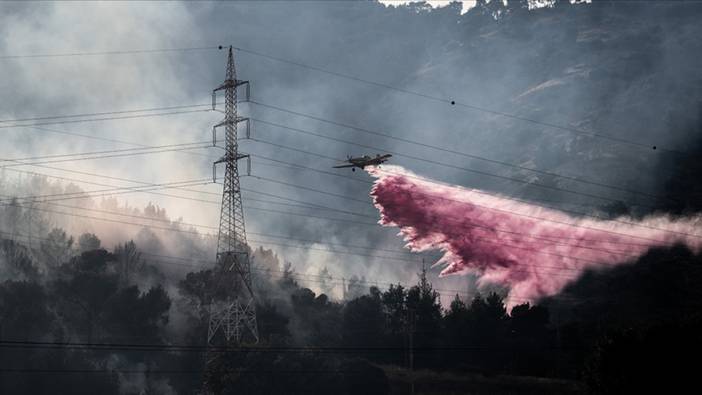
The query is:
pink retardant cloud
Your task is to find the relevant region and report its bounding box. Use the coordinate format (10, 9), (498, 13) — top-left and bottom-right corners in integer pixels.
(367, 165), (702, 304)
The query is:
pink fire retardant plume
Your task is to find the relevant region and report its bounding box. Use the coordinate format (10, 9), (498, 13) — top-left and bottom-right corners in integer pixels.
(367, 165), (702, 305)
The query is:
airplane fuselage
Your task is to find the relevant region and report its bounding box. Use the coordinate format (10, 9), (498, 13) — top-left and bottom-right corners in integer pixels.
(333, 154), (392, 171)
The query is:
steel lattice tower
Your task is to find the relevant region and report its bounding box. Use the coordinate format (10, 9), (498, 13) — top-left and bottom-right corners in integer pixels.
(207, 46), (258, 344)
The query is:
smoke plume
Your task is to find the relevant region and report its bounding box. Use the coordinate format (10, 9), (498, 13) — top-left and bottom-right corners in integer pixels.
(367, 165), (702, 304)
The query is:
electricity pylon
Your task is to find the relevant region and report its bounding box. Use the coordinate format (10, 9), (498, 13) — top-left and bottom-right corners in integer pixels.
(207, 46), (258, 345)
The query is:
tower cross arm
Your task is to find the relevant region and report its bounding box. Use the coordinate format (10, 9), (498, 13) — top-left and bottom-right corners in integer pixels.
(213, 79), (249, 92)
(213, 116), (249, 129)
(214, 153), (249, 165)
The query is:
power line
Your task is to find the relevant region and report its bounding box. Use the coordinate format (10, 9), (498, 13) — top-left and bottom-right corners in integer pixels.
(253, 153), (619, 213)
(0, 207), (605, 278)
(251, 117), (658, 209)
(0, 103), (674, 229)
(0, 340), (579, 354)
(0, 195), (419, 259)
(0, 99), (669, 210)
(19, 172), (370, 229)
(250, 172), (668, 243)
(5, 151), (683, 249)
(248, 148), (700, 247)
(250, 100), (670, 202)
(0, 101), (225, 168)
(242, 135), (701, 243)
(3, 150), (689, 249)
(1, 99), (658, 214)
(237, 168), (656, 252)
(0, 202), (421, 263)
(0, 45), (220, 60)
(0, 166), (381, 222)
(0, 229), (584, 302)
(232, 47), (681, 154)
(0, 143), (215, 169)
(368, 167), (702, 242)
(14, 125), (217, 165)
(0, 167), (426, 259)
(3, 167), (677, 259)
(0, 109), (211, 130)
(0, 103), (215, 125)
(0, 177), (213, 205)
(0, 124), (692, 255)
(242, 165), (656, 253)
(0, 163), (224, 204)
(1, 42), (679, 153)
(253, 153), (371, 185)
(0, 176), (384, 230)
(1, 191), (380, 236)
(242, 186), (377, 217)
(249, 138), (630, 211)
(86, 250), (702, 305)
(23, 125), (148, 147)
(0, 180), (642, 260)
(8, 228), (686, 308)
(0, 139), (216, 164)
(245, 171), (650, 252)
(252, 174), (370, 205)
(0, 197), (652, 277)
(0, 368), (354, 375)
(0, 136), (366, 212)
(0, 175), (425, 263)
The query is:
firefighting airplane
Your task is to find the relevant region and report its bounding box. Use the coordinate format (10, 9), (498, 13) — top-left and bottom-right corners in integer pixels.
(333, 154), (392, 171)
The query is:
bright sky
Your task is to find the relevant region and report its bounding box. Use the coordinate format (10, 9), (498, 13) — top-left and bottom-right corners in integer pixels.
(378, 1), (477, 15)
(378, 0), (591, 14)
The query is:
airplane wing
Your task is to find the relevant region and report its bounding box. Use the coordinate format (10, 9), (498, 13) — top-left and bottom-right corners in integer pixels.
(333, 163), (356, 168)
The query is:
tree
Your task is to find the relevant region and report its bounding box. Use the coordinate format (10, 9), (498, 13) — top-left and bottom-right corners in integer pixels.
(280, 261), (297, 289)
(251, 246), (281, 294)
(508, 302), (552, 375)
(291, 287), (342, 346)
(1, 198), (22, 240)
(0, 280), (54, 340)
(346, 275), (368, 300)
(143, 202), (168, 220)
(101, 284), (171, 344)
(0, 239), (39, 281)
(382, 284), (407, 336)
(465, 292), (508, 373)
(379, 284), (408, 365)
(406, 266), (442, 367)
(444, 294), (470, 347)
(256, 302), (290, 344)
(0, 278), (120, 394)
(343, 287), (385, 350)
(77, 232), (101, 253)
(40, 228), (74, 269)
(317, 266), (334, 297)
(510, 302), (549, 338)
(51, 250), (119, 342)
(20, 201), (50, 249)
(179, 269), (216, 309)
(114, 240), (143, 286)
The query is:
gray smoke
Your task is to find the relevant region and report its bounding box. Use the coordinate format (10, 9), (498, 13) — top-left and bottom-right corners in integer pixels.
(2, 0), (702, 301)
